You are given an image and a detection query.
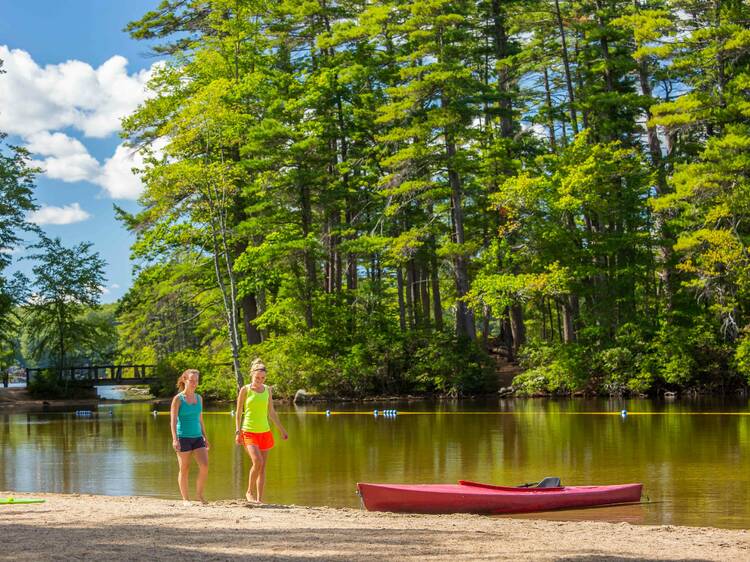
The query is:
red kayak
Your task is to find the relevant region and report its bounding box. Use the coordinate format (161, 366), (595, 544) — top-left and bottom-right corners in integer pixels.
(356, 480), (643, 514)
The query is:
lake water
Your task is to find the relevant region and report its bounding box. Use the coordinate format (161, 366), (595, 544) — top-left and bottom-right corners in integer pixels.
(1, 397), (748, 529)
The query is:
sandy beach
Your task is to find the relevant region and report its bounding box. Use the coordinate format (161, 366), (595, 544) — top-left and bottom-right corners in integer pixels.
(1, 492), (748, 561)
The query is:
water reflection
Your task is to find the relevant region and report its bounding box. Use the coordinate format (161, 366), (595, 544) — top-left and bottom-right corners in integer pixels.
(0, 398), (748, 529)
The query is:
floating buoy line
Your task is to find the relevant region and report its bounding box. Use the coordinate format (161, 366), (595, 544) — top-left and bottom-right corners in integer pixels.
(143, 410), (750, 416)
(13, 409), (750, 417)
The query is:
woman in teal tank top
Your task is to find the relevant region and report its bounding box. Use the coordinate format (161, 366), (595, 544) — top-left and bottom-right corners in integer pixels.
(170, 369), (209, 505)
(235, 358), (288, 504)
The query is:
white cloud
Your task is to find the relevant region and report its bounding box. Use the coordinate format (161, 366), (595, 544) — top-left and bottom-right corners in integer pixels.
(27, 136), (151, 200)
(99, 283), (121, 296)
(28, 203), (91, 225)
(25, 132), (148, 199)
(41, 152), (101, 183)
(0, 46), (165, 200)
(26, 131), (88, 157)
(96, 143), (147, 199)
(27, 132), (100, 183)
(0, 46), (154, 138)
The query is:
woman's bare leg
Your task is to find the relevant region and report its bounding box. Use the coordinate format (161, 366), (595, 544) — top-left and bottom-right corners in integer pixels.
(193, 447), (209, 503)
(176, 451), (192, 501)
(257, 449), (271, 503)
(244, 444), (264, 503)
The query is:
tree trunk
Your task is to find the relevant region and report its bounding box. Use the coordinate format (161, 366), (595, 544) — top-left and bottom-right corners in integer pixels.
(562, 295), (578, 343)
(209, 234), (243, 389)
(257, 289), (268, 341)
(405, 259), (415, 329)
(547, 298), (555, 342)
(482, 305), (491, 350)
(490, 0), (513, 138)
(445, 133), (476, 340)
(502, 308), (515, 362)
(510, 303), (526, 354)
(633, 0), (675, 309)
(397, 266), (407, 332)
(554, 0), (579, 134)
(300, 180), (315, 329)
(543, 67), (557, 149)
(430, 249), (443, 330)
(420, 263), (431, 327)
(240, 293), (262, 345)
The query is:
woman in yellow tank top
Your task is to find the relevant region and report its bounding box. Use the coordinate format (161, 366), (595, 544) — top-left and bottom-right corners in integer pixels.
(234, 358), (288, 504)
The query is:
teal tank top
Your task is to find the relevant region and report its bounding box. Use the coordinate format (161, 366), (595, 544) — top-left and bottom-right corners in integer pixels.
(176, 394), (203, 438)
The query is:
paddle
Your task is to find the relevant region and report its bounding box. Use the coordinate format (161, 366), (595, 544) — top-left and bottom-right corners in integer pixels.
(0, 497), (45, 505)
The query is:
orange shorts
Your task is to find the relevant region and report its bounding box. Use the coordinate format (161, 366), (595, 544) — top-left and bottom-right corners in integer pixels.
(241, 430), (274, 451)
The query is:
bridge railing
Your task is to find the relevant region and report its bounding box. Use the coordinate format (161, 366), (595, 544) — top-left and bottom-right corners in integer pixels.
(23, 365), (158, 386)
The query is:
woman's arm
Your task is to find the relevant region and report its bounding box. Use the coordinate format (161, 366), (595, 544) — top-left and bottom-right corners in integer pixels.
(267, 386), (288, 440)
(198, 395), (210, 450)
(170, 395), (180, 451)
(235, 386), (246, 445)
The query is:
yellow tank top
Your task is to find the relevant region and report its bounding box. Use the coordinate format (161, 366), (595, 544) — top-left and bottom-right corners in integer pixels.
(241, 385), (270, 432)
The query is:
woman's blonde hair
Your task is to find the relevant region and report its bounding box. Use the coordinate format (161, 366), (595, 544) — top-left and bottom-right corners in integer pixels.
(250, 358), (266, 374)
(177, 369), (200, 392)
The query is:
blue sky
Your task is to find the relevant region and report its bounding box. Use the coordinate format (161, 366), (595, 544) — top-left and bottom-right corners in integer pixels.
(1, 0), (161, 303)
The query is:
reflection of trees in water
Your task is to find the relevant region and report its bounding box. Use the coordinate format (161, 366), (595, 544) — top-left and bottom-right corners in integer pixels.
(1, 402), (750, 527)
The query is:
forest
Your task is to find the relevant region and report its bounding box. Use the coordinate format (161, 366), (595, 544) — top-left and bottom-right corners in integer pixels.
(2, 0), (750, 400)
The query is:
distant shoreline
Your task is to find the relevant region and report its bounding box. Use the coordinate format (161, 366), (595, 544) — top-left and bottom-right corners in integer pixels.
(3, 385), (749, 415)
(0, 387), (157, 413)
(0, 491), (747, 561)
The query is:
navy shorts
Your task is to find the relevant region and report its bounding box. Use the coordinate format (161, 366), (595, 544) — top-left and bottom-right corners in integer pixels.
(178, 436), (206, 452)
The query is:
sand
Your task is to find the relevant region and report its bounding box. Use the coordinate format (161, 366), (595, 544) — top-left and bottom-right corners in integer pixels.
(0, 492), (748, 561)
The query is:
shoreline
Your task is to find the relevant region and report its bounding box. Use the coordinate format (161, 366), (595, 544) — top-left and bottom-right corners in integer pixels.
(3, 385), (749, 415)
(1, 491), (748, 560)
(0, 387), (161, 413)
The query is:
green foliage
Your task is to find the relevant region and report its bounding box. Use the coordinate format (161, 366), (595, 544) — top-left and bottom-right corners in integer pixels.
(405, 333), (496, 396)
(0, 131), (37, 356)
(734, 332), (750, 383)
(151, 349), (235, 401)
(108, 0), (750, 402)
(513, 343), (587, 396)
(115, 259), (212, 363)
(250, 328), (495, 399)
(0, 133), (37, 269)
(27, 369), (94, 399)
(23, 236), (107, 371)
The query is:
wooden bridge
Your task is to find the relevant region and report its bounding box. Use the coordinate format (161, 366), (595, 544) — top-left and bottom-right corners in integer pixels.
(20, 365), (158, 387)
